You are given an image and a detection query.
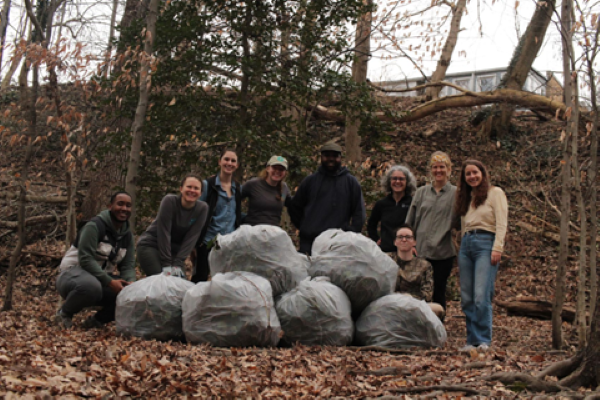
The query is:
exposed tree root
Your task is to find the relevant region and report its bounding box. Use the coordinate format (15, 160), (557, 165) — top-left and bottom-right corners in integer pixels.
(486, 372), (570, 392)
(387, 384), (483, 395)
(536, 353), (584, 379)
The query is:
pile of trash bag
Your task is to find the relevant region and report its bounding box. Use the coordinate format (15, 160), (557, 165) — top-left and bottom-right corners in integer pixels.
(309, 229), (398, 314)
(276, 277), (353, 346)
(182, 272), (281, 347)
(355, 293), (447, 348)
(115, 273), (194, 341)
(209, 225), (309, 296)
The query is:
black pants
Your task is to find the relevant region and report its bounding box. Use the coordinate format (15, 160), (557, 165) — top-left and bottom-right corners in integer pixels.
(298, 237), (314, 256)
(192, 244), (211, 283)
(427, 256), (456, 311)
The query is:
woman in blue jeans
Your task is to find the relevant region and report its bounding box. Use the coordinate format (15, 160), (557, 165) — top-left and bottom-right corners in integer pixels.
(455, 160), (508, 352)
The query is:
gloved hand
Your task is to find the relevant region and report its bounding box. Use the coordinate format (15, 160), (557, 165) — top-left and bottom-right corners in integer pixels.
(162, 266), (186, 279)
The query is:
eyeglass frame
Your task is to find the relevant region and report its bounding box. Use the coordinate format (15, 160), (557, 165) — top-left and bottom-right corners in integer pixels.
(395, 235), (414, 241)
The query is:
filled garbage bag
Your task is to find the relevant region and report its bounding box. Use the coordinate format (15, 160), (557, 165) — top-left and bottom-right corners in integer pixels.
(209, 225), (309, 297)
(356, 293), (447, 348)
(276, 277), (353, 346)
(116, 273), (194, 341)
(182, 272), (281, 347)
(309, 229), (398, 314)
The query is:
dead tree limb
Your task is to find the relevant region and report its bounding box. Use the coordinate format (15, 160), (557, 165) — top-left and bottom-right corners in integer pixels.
(0, 192), (67, 203)
(348, 366), (410, 377)
(0, 214), (64, 229)
(387, 385), (482, 395)
(495, 298), (576, 322)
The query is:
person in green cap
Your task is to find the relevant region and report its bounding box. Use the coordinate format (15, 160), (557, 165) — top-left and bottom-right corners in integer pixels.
(287, 141), (366, 255)
(241, 155), (291, 226)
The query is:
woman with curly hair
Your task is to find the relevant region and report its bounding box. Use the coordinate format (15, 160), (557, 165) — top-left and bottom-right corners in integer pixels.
(367, 165), (416, 252)
(455, 160), (508, 352)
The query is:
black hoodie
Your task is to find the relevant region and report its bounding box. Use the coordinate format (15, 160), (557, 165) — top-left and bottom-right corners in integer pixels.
(287, 166), (366, 243)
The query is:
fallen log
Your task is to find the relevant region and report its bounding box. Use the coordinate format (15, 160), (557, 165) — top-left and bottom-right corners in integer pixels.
(0, 192), (68, 203)
(495, 297), (576, 322)
(0, 214), (64, 229)
(515, 221), (599, 244)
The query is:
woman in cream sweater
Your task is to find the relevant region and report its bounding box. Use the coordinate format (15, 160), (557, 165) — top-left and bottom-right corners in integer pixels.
(455, 160), (508, 352)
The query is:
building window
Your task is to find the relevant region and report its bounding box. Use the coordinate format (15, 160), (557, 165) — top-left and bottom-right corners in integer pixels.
(477, 75), (495, 92)
(454, 78), (471, 93)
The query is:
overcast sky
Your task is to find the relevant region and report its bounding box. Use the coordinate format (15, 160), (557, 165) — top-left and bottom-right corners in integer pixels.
(368, 0), (565, 82)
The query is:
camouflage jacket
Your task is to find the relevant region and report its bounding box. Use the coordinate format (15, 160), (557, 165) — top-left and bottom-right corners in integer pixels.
(387, 253), (433, 302)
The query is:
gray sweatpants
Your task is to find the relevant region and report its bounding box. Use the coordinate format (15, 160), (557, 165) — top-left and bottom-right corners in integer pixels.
(56, 267), (118, 323)
(136, 245), (163, 277)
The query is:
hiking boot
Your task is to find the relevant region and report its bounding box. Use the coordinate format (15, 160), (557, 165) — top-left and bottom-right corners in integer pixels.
(55, 309), (73, 329)
(82, 316), (104, 329)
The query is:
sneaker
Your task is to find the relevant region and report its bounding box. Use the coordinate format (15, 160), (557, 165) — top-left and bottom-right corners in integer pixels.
(459, 344), (476, 352)
(477, 343), (490, 352)
(55, 309), (73, 329)
(82, 316), (104, 329)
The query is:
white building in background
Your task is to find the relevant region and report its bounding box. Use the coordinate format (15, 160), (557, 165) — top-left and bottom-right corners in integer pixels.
(372, 67), (561, 99)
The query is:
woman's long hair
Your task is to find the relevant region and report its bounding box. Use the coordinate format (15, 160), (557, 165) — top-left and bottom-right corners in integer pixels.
(454, 160), (490, 216)
(259, 168), (285, 201)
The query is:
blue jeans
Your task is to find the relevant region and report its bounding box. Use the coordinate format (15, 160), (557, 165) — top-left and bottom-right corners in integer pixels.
(459, 231), (498, 346)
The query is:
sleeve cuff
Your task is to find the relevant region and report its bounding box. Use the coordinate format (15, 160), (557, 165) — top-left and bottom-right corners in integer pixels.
(98, 274), (113, 286)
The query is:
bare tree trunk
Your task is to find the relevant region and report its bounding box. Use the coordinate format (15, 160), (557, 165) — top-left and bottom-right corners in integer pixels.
(571, 80), (585, 347)
(345, 0), (371, 163)
(424, 0), (467, 100)
(486, 0), (556, 139)
(2, 53), (35, 311)
(124, 0), (160, 230)
(1, 16), (30, 90)
(585, 35), (599, 326)
(103, 0), (119, 78)
(552, 0), (574, 350)
(0, 0), (11, 72)
(53, 0), (66, 48)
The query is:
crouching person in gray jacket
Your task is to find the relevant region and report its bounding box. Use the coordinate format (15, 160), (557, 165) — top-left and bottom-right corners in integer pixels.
(55, 192), (136, 329)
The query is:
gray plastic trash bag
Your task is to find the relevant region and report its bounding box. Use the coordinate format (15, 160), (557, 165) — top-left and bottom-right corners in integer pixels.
(182, 272), (281, 347)
(309, 229), (398, 314)
(276, 277), (353, 346)
(209, 225), (309, 296)
(356, 293), (447, 348)
(116, 273), (194, 341)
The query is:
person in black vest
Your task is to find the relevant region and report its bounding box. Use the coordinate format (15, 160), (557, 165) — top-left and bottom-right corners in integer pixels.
(55, 192), (135, 329)
(137, 174), (209, 278)
(287, 141), (366, 255)
(367, 165), (416, 253)
(191, 148), (242, 283)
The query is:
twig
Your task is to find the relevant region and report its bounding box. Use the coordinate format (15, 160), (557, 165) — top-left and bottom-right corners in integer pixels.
(387, 384), (482, 395)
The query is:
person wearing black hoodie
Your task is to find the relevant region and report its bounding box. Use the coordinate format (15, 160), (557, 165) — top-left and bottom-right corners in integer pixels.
(287, 142), (366, 255)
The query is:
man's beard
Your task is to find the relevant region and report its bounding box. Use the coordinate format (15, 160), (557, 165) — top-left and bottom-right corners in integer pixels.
(322, 160), (341, 172)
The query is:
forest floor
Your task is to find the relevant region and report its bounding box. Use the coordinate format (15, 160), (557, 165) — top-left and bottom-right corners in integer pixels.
(0, 105), (596, 398)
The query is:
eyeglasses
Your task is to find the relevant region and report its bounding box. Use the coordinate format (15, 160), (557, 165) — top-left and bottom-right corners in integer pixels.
(391, 177), (406, 181)
(395, 235), (414, 241)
